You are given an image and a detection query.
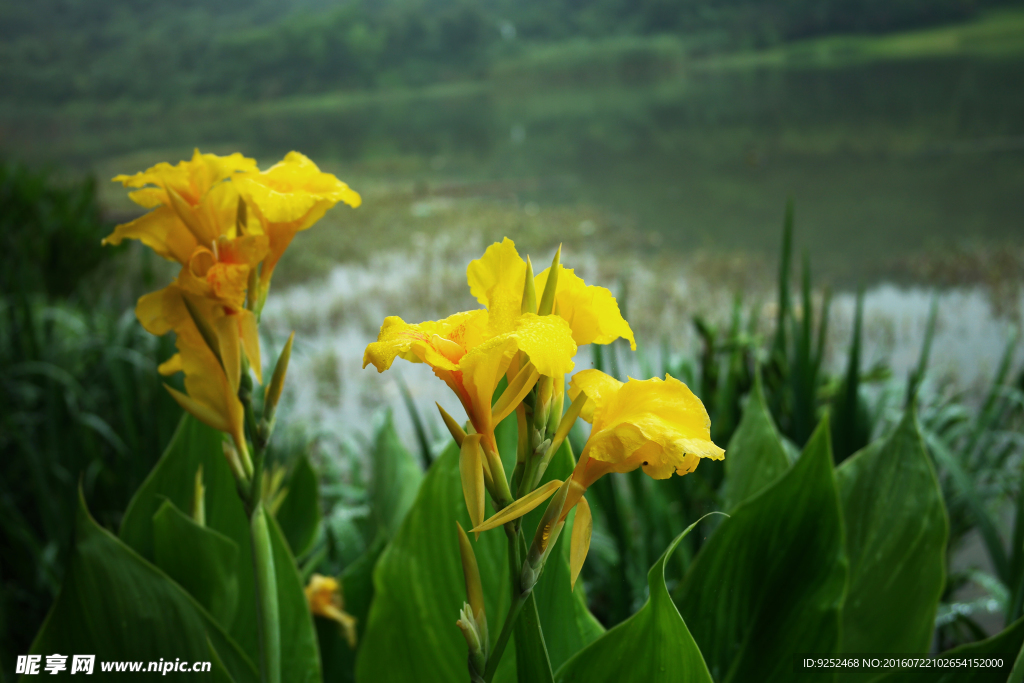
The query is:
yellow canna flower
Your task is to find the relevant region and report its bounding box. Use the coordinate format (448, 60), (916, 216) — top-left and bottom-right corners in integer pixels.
(103, 149), (258, 264)
(136, 284), (260, 466)
(176, 233), (269, 315)
(469, 368), (724, 586)
(566, 369), (723, 489)
(561, 369), (724, 586)
(363, 309), (575, 454)
(305, 574), (358, 648)
(467, 237), (635, 349)
(233, 151), (361, 295)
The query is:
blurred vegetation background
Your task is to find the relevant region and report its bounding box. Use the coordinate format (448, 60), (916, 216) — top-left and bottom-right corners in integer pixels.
(2, 0), (1024, 679)
(0, 0), (1018, 104)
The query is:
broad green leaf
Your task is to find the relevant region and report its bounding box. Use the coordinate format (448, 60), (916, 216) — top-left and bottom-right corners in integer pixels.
(515, 591), (556, 683)
(355, 439), (517, 683)
(209, 636), (241, 683)
(317, 532), (388, 683)
(120, 415), (259, 658)
(868, 616), (1024, 683)
(369, 410), (423, 538)
(120, 415), (239, 562)
(356, 416), (603, 683)
(26, 490), (258, 683)
(675, 418), (847, 683)
(275, 454), (322, 559)
(119, 414), (322, 683)
(1011, 639), (1024, 683)
(153, 499), (240, 627)
(267, 512), (323, 683)
(836, 409), (947, 671)
(721, 376), (789, 511)
(554, 516), (716, 683)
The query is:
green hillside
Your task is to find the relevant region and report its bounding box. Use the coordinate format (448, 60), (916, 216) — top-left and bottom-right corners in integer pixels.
(2, 0), (1018, 106)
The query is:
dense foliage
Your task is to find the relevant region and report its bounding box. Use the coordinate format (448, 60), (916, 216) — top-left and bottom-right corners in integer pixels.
(2, 160), (1021, 681)
(0, 164), (184, 676)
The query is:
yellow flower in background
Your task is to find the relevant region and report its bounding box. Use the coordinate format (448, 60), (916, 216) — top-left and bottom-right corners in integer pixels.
(233, 151), (361, 295)
(363, 309), (576, 453)
(135, 284), (260, 465)
(467, 237), (635, 349)
(103, 149), (257, 264)
(305, 574), (358, 648)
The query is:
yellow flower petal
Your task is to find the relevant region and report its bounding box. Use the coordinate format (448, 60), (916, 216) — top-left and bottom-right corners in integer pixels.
(509, 313), (576, 378)
(114, 149), (257, 206)
(164, 384), (231, 434)
(234, 152), (360, 288)
(569, 369), (623, 422)
(466, 237), (527, 335)
(573, 372), (723, 484)
(239, 310), (262, 385)
(458, 333), (521, 436)
(569, 495), (593, 590)
(305, 573), (359, 648)
(362, 311), (487, 373)
(535, 265), (636, 350)
(136, 284), (248, 458)
(158, 353), (184, 376)
(102, 206), (198, 264)
(491, 363), (540, 426)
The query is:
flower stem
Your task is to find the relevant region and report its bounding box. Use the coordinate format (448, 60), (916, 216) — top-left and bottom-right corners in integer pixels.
(482, 532), (529, 683)
(251, 503), (281, 683)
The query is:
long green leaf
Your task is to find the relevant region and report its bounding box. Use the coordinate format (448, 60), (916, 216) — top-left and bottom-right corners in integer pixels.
(369, 410), (423, 538)
(836, 409), (948, 678)
(722, 373), (789, 511)
(514, 586), (555, 683)
(832, 287), (868, 463)
(554, 516), (718, 683)
(119, 414), (322, 682)
(676, 417), (847, 683)
(924, 428), (1010, 585)
(120, 415), (259, 658)
(26, 490), (258, 683)
(267, 512), (322, 683)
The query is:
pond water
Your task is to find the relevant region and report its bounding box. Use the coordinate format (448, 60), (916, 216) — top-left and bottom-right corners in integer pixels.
(7, 45), (1023, 439)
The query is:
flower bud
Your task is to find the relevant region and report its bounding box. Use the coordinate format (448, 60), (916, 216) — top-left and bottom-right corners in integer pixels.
(263, 332), (294, 424)
(457, 603), (487, 678)
(456, 523), (488, 647)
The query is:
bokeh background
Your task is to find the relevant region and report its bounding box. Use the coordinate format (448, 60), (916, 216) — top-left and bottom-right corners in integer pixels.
(2, 0), (1023, 676)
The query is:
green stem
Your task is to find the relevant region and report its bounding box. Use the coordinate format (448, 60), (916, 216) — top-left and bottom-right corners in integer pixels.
(251, 503), (281, 683)
(483, 533), (529, 683)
